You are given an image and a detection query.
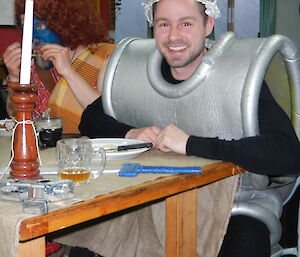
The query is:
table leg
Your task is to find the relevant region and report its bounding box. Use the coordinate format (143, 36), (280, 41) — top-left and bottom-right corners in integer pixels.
(166, 189), (197, 257)
(19, 236), (45, 257)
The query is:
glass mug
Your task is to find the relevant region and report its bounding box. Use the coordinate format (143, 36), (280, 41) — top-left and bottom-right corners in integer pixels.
(56, 138), (106, 185)
(35, 117), (62, 148)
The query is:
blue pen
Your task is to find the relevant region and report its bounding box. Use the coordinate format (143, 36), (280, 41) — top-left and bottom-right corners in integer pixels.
(118, 163), (201, 177)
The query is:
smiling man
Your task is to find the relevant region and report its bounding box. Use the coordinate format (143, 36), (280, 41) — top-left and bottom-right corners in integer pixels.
(153, 0), (214, 79)
(57, 0), (300, 257)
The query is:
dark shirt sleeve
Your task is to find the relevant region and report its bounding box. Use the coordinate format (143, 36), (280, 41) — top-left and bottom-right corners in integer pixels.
(79, 97), (133, 138)
(186, 82), (300, 176)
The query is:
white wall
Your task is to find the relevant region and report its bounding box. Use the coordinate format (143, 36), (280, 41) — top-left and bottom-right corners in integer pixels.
(234, 0), (260, 38)
(215, 0), (260, 39)
(214, 0), (228, 38)
(276, 0), (300, 50)
(0, 0), (15, 26)
(115, 0), (148, 43)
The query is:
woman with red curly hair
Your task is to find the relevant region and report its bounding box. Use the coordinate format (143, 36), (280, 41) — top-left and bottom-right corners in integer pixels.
(3, 0), (115, 133)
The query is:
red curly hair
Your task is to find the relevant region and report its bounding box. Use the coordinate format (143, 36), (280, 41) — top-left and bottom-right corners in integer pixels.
(15, 0), (106, 49)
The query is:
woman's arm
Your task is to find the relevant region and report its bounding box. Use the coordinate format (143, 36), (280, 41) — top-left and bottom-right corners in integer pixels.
(41, 44), (100, 109)
(3, 42), (22, 83)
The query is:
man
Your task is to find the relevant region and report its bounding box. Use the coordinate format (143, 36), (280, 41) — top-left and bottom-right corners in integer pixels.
(70, 0), (300, 256)
(80, 0), (299, 175)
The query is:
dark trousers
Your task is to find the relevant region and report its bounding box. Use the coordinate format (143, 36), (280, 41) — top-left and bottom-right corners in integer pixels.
(217, 215), (270, 257)
(0, 82), (8, 119)
(0, 95), (8, 119)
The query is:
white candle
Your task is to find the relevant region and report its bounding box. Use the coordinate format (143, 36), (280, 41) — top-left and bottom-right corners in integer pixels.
(20, 0), (34, 85)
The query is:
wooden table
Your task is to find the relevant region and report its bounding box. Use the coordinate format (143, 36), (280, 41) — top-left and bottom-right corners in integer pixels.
(0, 136), (243, 257)
(18, 162), (242, 257)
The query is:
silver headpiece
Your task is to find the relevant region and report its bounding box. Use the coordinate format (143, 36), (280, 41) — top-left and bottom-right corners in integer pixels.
(142, 0), (220, 26)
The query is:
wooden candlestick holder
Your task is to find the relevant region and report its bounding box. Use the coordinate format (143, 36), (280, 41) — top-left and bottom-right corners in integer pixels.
(8, 82), (41, 179)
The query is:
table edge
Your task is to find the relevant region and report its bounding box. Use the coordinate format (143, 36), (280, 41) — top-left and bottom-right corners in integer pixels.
(19, 162), (244, 241)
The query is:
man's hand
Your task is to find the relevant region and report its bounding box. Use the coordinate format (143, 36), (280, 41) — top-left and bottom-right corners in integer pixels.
(157, 124), (189, 154)
(125, 126), (161, 147)
(3, 42), (22, 82)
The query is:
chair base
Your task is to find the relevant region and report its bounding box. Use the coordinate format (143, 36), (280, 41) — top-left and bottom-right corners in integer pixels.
(271, 244), (298, 257)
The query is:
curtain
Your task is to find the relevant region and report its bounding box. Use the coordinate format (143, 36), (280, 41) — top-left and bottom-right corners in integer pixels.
(260, 0), (277, 37)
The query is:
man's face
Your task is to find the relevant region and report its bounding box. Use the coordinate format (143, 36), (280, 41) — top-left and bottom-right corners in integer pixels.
(153, 0), (214, 76)
(32, 15), (62, 51)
